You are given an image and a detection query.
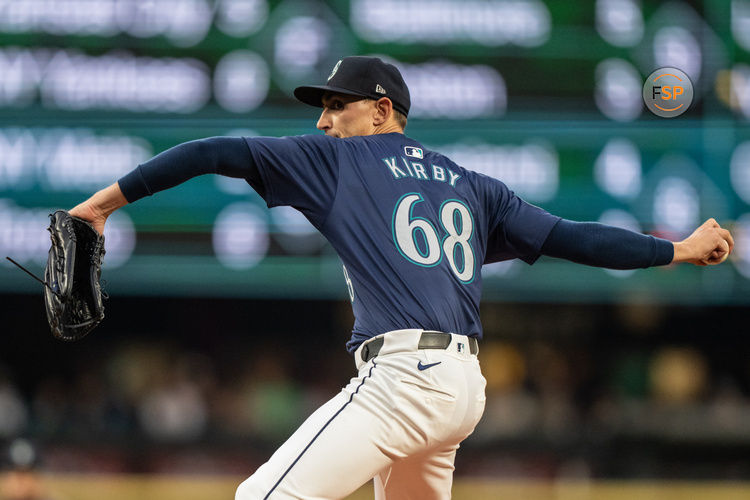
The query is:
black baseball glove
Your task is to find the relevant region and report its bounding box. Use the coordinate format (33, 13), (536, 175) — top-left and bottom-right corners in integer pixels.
(43, 210), (107, 341)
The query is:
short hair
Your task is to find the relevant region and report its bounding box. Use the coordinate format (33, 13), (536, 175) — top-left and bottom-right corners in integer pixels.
(393, 109), (408, 130)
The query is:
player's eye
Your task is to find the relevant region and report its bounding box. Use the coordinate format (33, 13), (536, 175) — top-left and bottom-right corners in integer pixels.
(329, 100), (344, 110)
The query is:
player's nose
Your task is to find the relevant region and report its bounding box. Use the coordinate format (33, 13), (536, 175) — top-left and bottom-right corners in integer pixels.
(316, 110), (331, 132)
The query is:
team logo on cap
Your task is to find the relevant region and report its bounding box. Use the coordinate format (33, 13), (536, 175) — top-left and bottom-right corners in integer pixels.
(328, 60), (342, 81)
(404, 146), (423, 159)
(375, 84), (386, 94)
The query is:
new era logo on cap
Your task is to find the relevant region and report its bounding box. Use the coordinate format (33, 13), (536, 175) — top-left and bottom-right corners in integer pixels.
(375, 84), (386, 94)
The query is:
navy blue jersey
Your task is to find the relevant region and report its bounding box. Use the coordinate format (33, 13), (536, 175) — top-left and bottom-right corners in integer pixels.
(244, 132), (560, 352)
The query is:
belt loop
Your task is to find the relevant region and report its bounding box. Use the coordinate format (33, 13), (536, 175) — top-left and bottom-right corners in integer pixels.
(360, 336), (385, 363)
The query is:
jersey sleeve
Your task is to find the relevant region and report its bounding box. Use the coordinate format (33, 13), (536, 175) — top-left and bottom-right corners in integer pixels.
(540, 219), (674, 268)
(481, 175), (561, 265)
(244, 134), (340, 228)
(117, 137), (263, 202)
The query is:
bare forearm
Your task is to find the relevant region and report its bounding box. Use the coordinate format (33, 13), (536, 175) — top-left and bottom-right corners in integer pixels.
(69, 182), (128, 234)
(671, 241), (693, 264)
(91, 183), (129, 216)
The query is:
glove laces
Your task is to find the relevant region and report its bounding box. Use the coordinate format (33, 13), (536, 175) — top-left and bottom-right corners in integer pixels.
(5, 256), (62, 298)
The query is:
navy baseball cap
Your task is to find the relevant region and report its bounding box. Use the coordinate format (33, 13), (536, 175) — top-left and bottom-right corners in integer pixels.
(294, 56), (411, 117)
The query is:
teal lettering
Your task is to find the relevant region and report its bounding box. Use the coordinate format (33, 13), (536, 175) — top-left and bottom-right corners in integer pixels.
(412, 162), (428, 180)
(401, 157), (415, 177)
(432, 165), (446, 182)
(448, 169), (461, 187)
(383, 157), (407, 179)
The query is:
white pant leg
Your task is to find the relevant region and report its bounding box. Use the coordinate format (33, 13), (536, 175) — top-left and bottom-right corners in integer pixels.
(236, 330), (486, 500)
(374, 446), (458, 500)
(369, 332), (487, 500)
(235, 363), (396, 500)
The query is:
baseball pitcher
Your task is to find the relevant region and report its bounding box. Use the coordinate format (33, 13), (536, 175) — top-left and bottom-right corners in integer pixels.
(68, 57), (733, 499)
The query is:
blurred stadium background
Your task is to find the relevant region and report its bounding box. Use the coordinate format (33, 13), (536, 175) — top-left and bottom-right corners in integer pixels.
(1, 0), (750, 498)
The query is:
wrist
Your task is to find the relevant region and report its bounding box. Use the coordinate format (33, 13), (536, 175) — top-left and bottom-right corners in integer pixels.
(92, 183), (129, 217)
(671, 241), (691, 264)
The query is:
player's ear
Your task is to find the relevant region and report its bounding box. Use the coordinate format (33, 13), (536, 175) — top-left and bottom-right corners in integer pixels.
(372, 97), (393, 126)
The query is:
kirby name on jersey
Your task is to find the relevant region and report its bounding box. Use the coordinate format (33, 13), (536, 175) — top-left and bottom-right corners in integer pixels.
(382, 156), (462, 187)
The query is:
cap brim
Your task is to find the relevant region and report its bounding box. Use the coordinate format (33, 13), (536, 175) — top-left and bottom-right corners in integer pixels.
(293, 85), (368, 108)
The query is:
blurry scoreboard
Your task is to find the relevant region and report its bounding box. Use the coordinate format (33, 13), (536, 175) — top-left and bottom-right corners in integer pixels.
(1, 0), (749, 303)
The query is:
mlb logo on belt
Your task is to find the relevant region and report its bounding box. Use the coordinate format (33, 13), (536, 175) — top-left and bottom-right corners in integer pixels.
(404, 146), (423, 159)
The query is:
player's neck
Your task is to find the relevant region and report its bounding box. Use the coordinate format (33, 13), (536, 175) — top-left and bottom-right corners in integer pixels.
(371, 121), (404, 136)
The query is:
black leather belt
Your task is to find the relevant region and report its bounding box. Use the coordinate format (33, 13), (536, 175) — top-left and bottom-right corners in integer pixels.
(360, 331), (478, 362)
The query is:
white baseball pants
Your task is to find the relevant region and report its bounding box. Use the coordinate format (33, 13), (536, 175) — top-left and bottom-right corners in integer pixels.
(235, 329), (486, 500)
